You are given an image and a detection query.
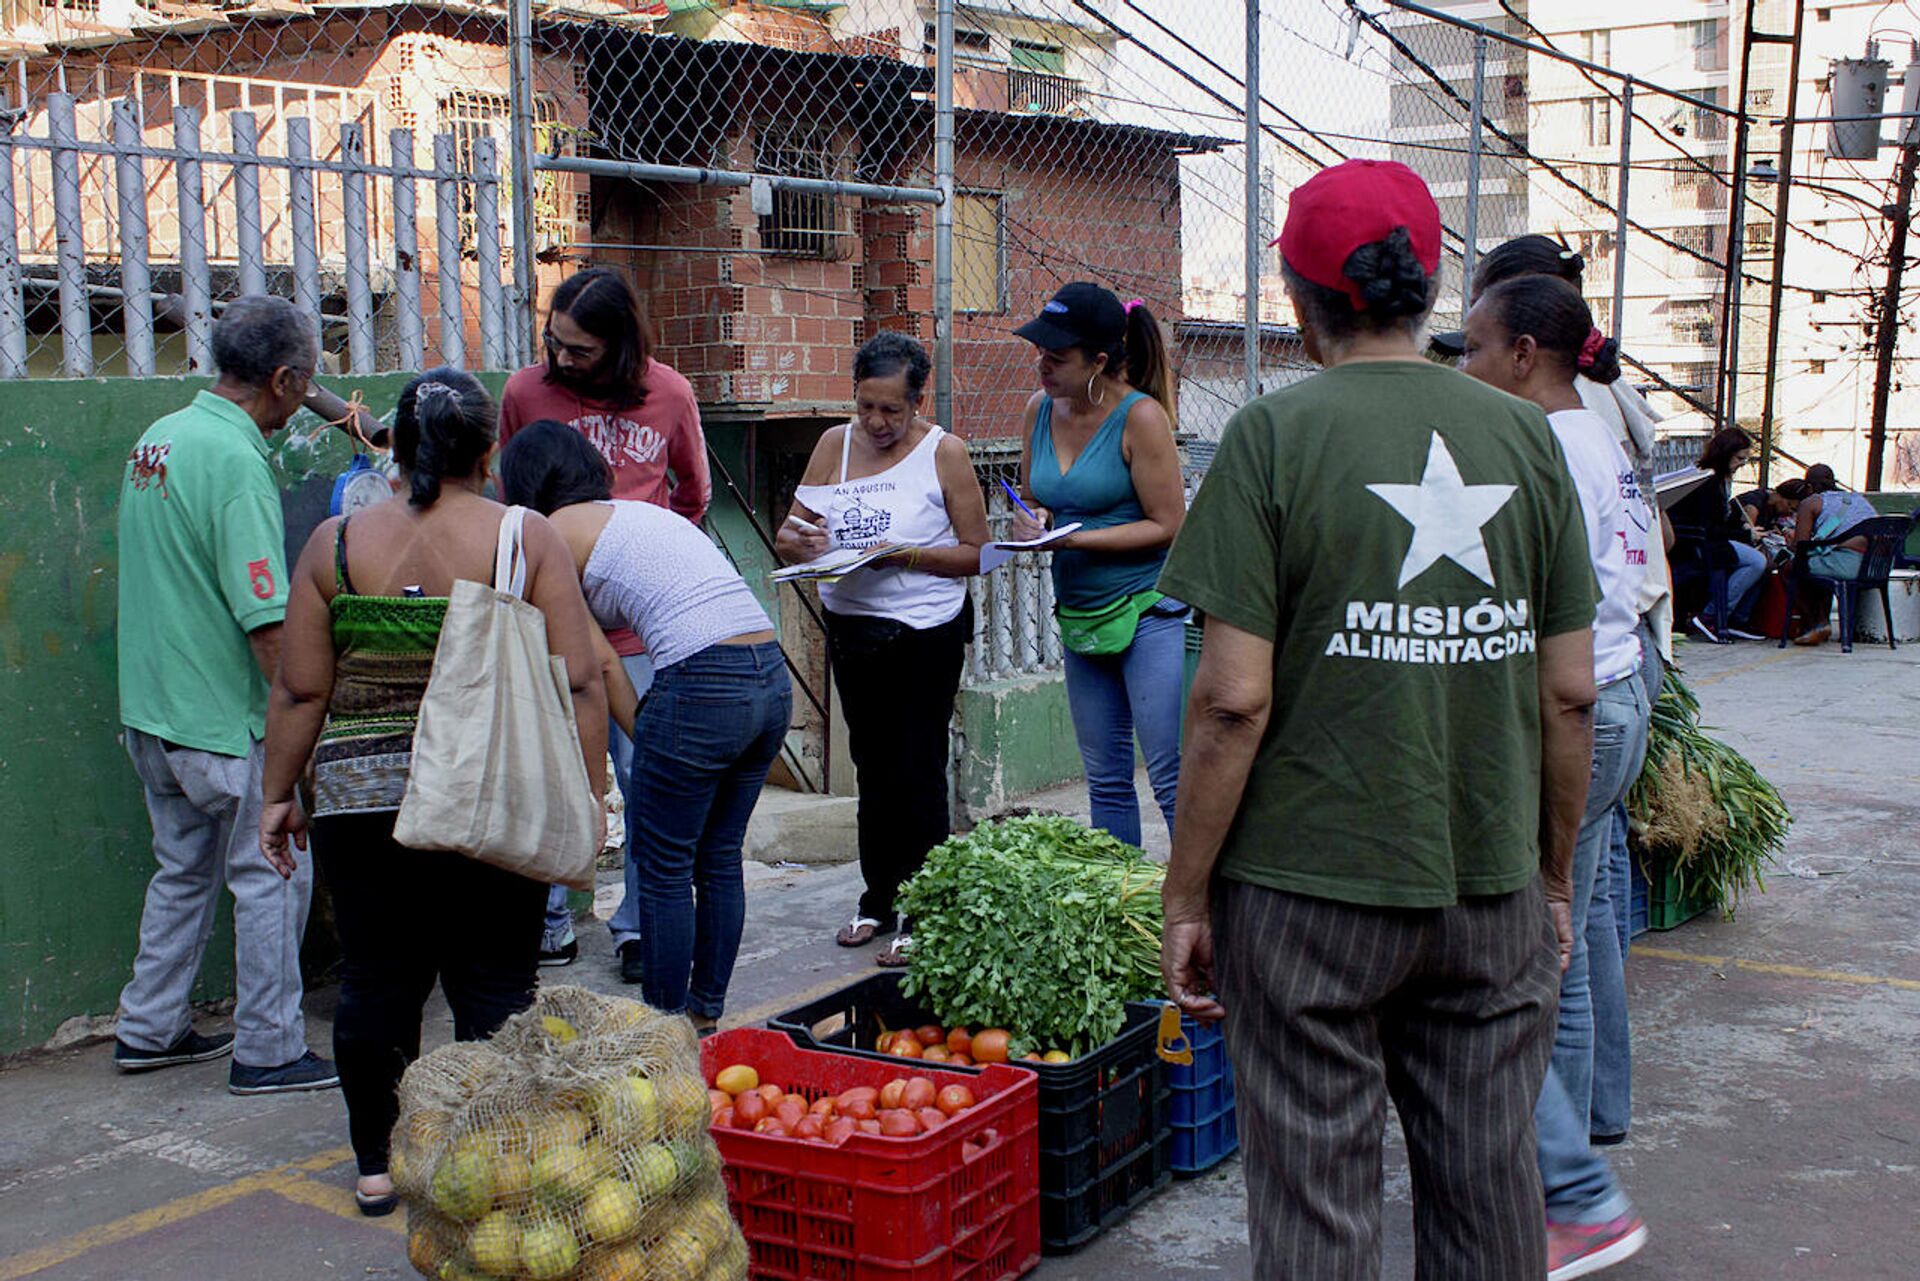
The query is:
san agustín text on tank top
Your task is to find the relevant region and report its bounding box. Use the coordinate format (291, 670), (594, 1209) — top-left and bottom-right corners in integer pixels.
(792, 424), (964, 630)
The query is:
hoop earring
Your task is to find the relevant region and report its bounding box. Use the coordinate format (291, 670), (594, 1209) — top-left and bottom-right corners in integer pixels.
(1086, 373), (1105, 407)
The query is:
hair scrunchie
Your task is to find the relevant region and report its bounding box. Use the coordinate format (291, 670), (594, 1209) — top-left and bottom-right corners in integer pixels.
(1124, 297), (1145, 314)
(1577, 326), (1607, 371)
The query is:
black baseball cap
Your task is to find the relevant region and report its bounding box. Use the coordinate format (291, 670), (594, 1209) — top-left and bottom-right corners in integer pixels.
(1014, 282), (1126, 351)
(1430, 330), (1466, 358)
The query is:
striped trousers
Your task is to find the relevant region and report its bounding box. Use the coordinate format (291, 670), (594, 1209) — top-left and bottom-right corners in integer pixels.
(1216, 876), (1561, 1280)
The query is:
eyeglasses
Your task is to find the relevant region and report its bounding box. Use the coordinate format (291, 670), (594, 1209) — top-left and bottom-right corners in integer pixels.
(543, 330), (602, 363)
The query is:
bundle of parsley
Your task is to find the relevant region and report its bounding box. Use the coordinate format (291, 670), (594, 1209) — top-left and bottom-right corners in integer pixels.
(895, 815), (1165, 1057)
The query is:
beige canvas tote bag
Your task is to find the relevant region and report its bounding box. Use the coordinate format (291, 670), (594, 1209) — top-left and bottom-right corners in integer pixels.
(393, 506), (597, 889)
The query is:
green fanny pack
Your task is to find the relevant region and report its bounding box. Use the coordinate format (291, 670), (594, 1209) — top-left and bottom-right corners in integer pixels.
(1057, 590), (1165, 656)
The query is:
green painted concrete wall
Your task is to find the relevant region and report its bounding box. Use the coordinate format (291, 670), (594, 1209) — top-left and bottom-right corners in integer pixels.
(0, 372), (503, 1055)
(0, 373), (784, 1054)
(954, 672), (1082, 817)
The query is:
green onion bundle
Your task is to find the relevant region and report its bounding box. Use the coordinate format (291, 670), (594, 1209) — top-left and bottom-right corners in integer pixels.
(897, 816), (1165, 1058)
(1628, 668), (1792, 913)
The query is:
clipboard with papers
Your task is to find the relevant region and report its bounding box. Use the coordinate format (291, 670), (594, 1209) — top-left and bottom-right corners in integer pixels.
(979, 522), (1083, 573)
(770, 540), (926, 584)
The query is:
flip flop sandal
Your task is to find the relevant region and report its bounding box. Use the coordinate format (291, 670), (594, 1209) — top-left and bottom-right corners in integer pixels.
(354, 1186), (399, 1218)
(837, 916), (882, 948)
(874, 934), (913, 968)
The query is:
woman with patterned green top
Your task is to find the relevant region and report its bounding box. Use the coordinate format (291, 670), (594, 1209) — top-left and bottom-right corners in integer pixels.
(259, 368), (608, 1214)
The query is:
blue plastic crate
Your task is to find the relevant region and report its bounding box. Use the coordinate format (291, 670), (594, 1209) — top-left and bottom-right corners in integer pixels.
(1147, 1007), (1239, 1177)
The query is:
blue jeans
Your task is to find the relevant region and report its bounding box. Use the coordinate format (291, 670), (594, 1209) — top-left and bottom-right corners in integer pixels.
(544, 653), (653, 953)
(1061, 606), (1184, 847)
(1538, 1066), (1633, 1225)
(1594, 624), (1660, 1138)
(1719, 540), (1768, 627)
(1536, 673), (1650, 1213)
(625, 642), (789, 1018)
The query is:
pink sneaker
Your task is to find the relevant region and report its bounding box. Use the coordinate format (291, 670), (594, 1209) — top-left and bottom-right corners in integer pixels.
(1547, 1214), (1648, 1279)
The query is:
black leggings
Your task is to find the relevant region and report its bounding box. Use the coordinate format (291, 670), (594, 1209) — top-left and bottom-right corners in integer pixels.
(312, 812), (546, 1175)
(826, 601), (970, 927)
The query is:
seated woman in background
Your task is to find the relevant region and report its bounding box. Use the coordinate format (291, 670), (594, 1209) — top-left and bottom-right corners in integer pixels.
(500, 420), (792, 1024)
(1668, 428), (1767, 643)
(1788, 465), (1881, 647)
(1739, 478), (1808, 534)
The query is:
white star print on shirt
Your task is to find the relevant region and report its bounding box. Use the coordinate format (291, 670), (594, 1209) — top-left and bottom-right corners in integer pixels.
(1366, 432), (1518, 589)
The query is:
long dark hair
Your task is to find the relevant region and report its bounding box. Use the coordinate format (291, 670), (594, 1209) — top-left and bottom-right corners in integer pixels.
(1476, 276), (1622, 386)
(1473, 233), (1585, 299)
(1282, 227), (1438, 345)
(498, 419), (615, 515)
(393, 368), (496, 508)
(1698, 427), (1754, 479)
(545, 268), (651, 408)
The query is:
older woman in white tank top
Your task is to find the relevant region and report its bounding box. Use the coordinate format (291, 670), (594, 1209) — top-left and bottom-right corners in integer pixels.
(774, 331), (990, 966)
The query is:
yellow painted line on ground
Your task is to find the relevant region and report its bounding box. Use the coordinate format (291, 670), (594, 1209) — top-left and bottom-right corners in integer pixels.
(1636, 946), (1920, 992)
(0, 1145), (355, 1281)
(265, 1173), (407, 1236)
(1687, 647), (1804, 686)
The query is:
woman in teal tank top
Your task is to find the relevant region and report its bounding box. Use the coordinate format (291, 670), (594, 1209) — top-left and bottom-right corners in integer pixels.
(1011, 282), (1188, 846)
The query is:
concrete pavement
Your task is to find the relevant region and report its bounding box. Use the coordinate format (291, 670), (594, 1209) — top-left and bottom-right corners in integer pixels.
(3, 637), (1917, 1279)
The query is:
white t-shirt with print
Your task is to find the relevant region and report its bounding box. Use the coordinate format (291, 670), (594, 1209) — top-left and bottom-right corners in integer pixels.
(1549, 407), (1648, 686)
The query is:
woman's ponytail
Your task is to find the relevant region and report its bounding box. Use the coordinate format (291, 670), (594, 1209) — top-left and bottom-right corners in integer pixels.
(1121, 300), (1176, 426)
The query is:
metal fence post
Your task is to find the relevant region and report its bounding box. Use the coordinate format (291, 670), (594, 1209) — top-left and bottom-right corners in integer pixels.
(341, 122), (374, 374)
(112, 98), (155, 377)
(1244, 0), (1261, 400)
(1720, 113), (1751, 428)
(231, 111), (267, 298)
(508, 0), (537, 367)
(1612, 82), (1633, 343)
(287, 118), (322, 327)
(933, 0), (955, 437)
(48, 94), (91, 377)
(174, 107), (213, 374)
(433, 133), (466, 369)
(475, 134), (506, 369)
(391, 128), (425, 371)
(0, 112), (28, 378)
(1464, 31), (1486, 293)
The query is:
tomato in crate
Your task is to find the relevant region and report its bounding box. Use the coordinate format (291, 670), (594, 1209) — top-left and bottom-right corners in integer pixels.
(700, 1028), (1041, 1281)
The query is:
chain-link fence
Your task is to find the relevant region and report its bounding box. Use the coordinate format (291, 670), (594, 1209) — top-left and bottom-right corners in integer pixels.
(4, 0), (1764, 707)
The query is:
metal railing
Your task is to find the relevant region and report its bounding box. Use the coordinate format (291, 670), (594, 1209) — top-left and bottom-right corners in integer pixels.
(1006, 67), (1081, 115)
(0, 92), (515, 377)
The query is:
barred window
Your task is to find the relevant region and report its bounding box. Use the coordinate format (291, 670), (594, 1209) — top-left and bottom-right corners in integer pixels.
(954, 192), (1006, 314)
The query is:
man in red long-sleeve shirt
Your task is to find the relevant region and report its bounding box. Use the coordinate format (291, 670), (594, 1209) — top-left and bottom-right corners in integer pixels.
(500, 267), (710, 976)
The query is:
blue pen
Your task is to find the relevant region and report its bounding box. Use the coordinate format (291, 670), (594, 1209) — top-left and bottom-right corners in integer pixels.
(998, 477), (1043, 523)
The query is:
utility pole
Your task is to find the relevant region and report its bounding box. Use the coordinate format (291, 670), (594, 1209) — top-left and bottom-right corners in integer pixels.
(1753, 0), (1806, 492)
(1720, 1), (1761, 431)
(1867, 136), (1919, 491)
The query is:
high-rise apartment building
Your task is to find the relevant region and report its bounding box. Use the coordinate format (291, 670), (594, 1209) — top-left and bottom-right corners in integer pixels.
(1388, 0), (1920, 483)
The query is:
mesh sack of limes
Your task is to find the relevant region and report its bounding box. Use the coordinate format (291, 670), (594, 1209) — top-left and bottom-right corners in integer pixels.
(393, 985), (747, 1281)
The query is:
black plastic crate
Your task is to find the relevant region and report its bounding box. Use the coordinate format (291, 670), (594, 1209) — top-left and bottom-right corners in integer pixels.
(770, 972), (1171, 1252)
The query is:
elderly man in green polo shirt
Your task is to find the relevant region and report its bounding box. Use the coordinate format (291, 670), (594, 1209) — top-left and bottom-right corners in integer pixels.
(112, 295), (341, 1095)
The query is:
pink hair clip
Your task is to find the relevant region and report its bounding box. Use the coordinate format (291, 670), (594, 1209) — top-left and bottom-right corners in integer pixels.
(1124, 297), (1145, 314)
(1577, 326), (1607, 370)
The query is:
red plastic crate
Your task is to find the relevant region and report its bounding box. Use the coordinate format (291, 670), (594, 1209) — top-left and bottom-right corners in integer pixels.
(701, 1028), (1041, 1281)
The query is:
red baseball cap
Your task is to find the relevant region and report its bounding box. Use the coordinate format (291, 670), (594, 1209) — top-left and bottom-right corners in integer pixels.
(1275, 160), (1442, 311)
